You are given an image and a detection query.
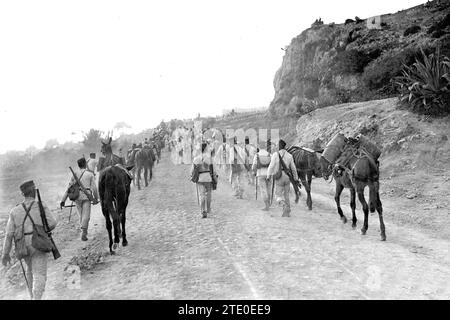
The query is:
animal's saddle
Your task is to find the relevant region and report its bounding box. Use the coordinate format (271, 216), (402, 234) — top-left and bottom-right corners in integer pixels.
(335, 138), (379, 179)
(98, 154), (133, 179)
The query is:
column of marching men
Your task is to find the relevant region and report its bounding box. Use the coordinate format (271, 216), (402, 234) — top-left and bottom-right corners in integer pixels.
(0, 130), (168, 299)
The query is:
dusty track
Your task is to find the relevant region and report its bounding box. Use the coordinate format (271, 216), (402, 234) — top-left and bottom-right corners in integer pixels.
(4, 151), (450, 299)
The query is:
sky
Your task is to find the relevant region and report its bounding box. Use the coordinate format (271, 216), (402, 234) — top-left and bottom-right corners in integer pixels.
(0, 0), (426, 154)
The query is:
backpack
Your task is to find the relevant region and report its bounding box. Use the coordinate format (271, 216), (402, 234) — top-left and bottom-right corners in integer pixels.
(191, 164), (200, 183)
(231, 146), (243, 173)
(67, 171), (85, 201)
(256, 153), (271, 169)
(21, 202), (53, 253)
(273, 152), (285, 180)
(210, 164), (218, 190)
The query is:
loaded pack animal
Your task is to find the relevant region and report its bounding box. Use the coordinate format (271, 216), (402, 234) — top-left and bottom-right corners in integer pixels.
(98, 137), (133, 254)
(319, 133), (386, 241)
(128, 144), (155, 190)
(286, 145), (323, 210)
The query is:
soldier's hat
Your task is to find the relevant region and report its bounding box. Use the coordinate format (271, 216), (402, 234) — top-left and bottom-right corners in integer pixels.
(77, 157), (87, 167)
(20, 180), (35, 193)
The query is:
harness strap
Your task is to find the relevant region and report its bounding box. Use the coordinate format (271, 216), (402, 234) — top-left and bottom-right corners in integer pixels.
(21, 201), (37, 235)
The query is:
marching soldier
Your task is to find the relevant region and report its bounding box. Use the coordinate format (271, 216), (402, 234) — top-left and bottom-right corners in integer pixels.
(1, 180), (57, 300)
(267, 139), (299, 217)
(229, 137), (245, 199)
(60, 158), (99, 241)
(252, 141), (273, 211)
(244, 137), (257, 185)
(86, 153), (98, 177)
(191, 142), (216, 218)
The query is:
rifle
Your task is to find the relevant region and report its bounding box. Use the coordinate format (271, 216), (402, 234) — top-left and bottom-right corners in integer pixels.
(69, 167), (96, 204)
(255, 176), (258, 200)
(278, 152), (302, 204)
(270, 176), (275, 206)
(36, 189), (61, 260)
(18, 258), (32, 299)
(196, 184), (200, 206)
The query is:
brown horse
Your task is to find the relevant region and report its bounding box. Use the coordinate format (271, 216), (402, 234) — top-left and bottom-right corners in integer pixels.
(319, 142), (386, 241)
(128, 146), (155, 190)
(286, 146), (323, 210)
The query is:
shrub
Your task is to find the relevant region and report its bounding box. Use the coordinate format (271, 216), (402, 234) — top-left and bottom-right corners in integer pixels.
(333, 49), (373, 74)
(428, 12), (450, 36)
(82, 129), (104, 149)
(404, 25), (421, 37)
(362, 48), (429, 94)
(394, 47), (450, 116)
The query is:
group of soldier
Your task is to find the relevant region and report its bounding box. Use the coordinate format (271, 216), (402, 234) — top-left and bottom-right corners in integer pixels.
(1, 126), (301, 300)
(187, 130), (300, 218)
(0, 133), (163, 300)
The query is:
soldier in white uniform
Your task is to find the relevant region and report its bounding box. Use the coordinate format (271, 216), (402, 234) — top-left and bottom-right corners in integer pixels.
(86, 153), (98, 176)
(1, 180), (57, 300)
(267, 139), (299, 217)
(252, 141), (273, 211)
(229, 137), (246, 199)
(60, 158), (99, 241)
(191, 142), (215, 218)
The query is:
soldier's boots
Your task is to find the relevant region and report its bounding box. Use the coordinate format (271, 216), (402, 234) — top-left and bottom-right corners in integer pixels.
(262, 200), (270, 211)
(81, 228), (88, 241)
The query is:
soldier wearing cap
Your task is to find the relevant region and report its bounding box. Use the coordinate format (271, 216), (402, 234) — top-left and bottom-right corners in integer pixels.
(60, 157), (99, 241)
(229, 136), (246, 199)
(1, 180), (57, 300)
(267, 139), (299, 217)
(252, 140), (273, 211)
(191, 142), (215, 218)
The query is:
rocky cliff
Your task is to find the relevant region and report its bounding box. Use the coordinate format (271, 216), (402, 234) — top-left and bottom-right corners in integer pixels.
(270, 0), (450, 115)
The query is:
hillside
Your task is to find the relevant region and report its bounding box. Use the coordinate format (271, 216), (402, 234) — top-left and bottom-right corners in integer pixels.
(270, 0), (450, 115)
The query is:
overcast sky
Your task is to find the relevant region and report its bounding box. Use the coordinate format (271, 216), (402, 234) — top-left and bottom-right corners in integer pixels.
(0, 0), (425, 154)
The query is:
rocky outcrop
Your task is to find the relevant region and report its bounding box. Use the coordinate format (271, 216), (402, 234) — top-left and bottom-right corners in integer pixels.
(270, 0), (450, 116)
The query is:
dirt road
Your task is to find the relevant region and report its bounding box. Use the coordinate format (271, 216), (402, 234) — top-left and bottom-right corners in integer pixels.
(3, 151), (450, 300)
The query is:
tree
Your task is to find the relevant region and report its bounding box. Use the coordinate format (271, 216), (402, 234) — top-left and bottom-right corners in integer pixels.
(82, 129), (103, 149)
(169, 119), (179, 133)
(25, 145), (38, 160)
(158, 120), (167, 133)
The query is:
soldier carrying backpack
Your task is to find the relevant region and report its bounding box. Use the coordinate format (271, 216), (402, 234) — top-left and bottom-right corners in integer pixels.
(251, 140), (273, 211)
(1, 180), (58, 300)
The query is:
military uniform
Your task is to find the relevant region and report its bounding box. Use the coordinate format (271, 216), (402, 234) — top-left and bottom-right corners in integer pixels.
(86, 155), (98, 176)
(267, 148), (299, 217)
(229, 144), (246, 199)
(244, 143), (257, 185)
(252, 149), (272, 210)
(1, 181), (57, 300)
(191, 152), (214, 218)
(61, 164), (99, 241)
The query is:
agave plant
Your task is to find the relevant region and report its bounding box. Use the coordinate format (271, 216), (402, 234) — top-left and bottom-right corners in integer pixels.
(394, 47), (450, 116)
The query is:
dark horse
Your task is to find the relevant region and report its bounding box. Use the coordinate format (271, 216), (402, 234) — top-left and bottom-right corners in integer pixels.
(286, 146), (323, 210)
(128, 146), (155, 190)
(98, 166), (131, 254)
(98, 138), (133, 254)
(319, 142), (386, 241)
